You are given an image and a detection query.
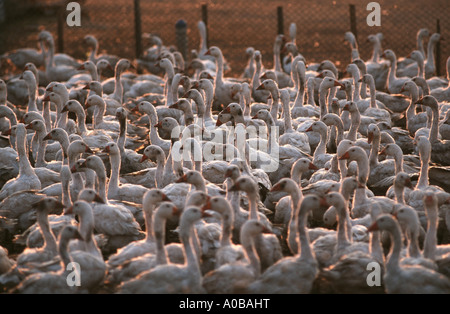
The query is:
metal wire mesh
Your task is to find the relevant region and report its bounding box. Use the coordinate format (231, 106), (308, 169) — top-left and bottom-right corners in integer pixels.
(0, 0), (448, 79)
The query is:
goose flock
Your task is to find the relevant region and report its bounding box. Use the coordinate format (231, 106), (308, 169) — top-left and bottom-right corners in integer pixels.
(0, 22), (450, 294)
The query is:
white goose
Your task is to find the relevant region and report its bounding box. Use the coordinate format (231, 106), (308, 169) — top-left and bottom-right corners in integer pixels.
(368, 215), (450, 293)
(0, 124), (41, 201)
(102, 142), (148, 204)
(118, 206), (207, 294)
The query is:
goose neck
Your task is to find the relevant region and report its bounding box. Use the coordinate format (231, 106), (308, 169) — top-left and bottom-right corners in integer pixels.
(153, 212), (168, 265)
(386, 222), (403, 273)
(37, 210), (57, 253)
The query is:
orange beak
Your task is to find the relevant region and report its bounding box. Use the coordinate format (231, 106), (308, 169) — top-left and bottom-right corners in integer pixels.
(338, 151), (350, 160)
(367, 132), (374, 144)
(176, 174), (188, 183)
(309, 162), (318, 170)
(367, 221), (379, 232)
(140, 154), (148, 163)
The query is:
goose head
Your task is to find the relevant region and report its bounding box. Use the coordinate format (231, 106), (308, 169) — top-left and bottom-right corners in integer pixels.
(64, 200), (93, 217)
(83, 155), (106, 177)
(143, 189), (171, 209)
(43, 127), (68, 141)
(342, 101), (358, 113)
(408, 50), (424, 65)
(61, 100), (83, 114)
(270, 178), (299, 194)
(176, 170), (204, 185)
(202, 196), (231, 215)
(20, 70), (36, 88)
(251, 109), (272, 124)
(102, 142), (120, 155)
(115, 107), (128, 121)
(228, 176), (258, 195)
(68, 140), (93, 156)
(429, 33), (441, 43)
(415, 95), (439, 111)
(116, 58), (134, 72)
(256, 79), (279, 95)
(393, 205), (420, 234)
(423, 190), (438, 212)
(368, 214), (397, 233)
(305, 120), (327, 135)
(78, 61), (96, 72)
(338, 145), (366, 161)
(230, 83), (242, 99)
(319, 77), (343, 90)
(78, 188), (105, 204)
(359, 73), (375, 85)
(186, 191), (210, 207)
(380, 49), (396, 61)
(71, 158), (87, 174)
(141, 145), (165, 163)
(367, 123), (380, 144)
(169, 98), (191, 112)
(322, 113), (343, 129)
(154, 116), (179, 133)
(33, 197), (65, 214)
(85, 94), (105, 109)
(20, 111), (44, 124)
(155, 201), (180, 219)
(59, 225), (83, 244)
(394, 171), (414, 190)
(96, 59), (113, 73)
(379, 143), (402, 158)
(42, 91), (62, 104)
(225, 164), (241, 181)
(83, 35), (98, 49)
(223, 103), (242, 115)
(204, 46), (223, 59)
(352, 59), (367, 74)
(25, 119), (45, 133)
(291, 157), (318, 177)
(241, 219), (272, 240)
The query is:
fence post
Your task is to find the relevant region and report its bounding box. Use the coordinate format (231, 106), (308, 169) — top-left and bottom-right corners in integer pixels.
(134, 0), (143, 59)
(277, 6), (284, 35)
(201, 4), (208, 48)
(349, 4), (357, 41)
(57, 4), (64, 53)
(176, 19), (188, 61)
(436, 19), (441, 76)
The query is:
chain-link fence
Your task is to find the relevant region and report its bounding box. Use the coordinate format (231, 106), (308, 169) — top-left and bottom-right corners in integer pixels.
(0, 0), (448, 79)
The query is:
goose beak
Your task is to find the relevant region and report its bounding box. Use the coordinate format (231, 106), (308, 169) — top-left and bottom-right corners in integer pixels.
(380, 53), (386, 59)
(223, 106), (231, 113)
(131, 106), (139, 113)
(334, 80), (344, 88)
(85, 146), (93, 154)
(78, 64), (85, 70)
(129, 63), (136, 70)
(256, 84), (265, 90)
(379, 147), (387, 155)
(367, 132), (374, 144)
(338, 151), (350, 160)
(94, 194), (106, 204)
(47, 86), (54, 92)
(400, 86), (406, 93)
(3, 128), (11, 136)
(172, 206), (180, 216)
(43, 132), (52, 140)
(102, 146), (110, 153)
(309, 162), (318, 170)
(316, 72), (324, 78)
(25, 123), (33, 130)
(43, 95), (50, 101)
(202, 200), (212, 211)
(169, 103), (179, 109)
(261, 226), (272, 234)
(342, 104), (350, 111)
(61, 106), (69, 113)
(176, 174), (188, 183)
(64, 206), (74, 215)
(228, 182), (240, 192)
(83, 84), (90, 90)
(154, 121), (163, 128)
(251, 114), (259, 120)
(140, 154), (148, 162)
(70, 165), (78, 173)
(270, 183), (282, 192)
(161, 193), (171, 202)
(305, 125), (313, 132)
(367, 221), (379, 232)
(415, 98), (424, 105)
(204, 49), (211, 56)
(215, 119), (223, 127)
(84, 101), (92, 108)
